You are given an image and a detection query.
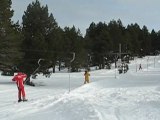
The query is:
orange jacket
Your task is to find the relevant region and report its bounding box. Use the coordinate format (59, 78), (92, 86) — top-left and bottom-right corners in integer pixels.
(84, 72), (90, 81)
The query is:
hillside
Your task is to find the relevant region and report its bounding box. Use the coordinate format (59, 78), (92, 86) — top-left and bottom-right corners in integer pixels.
(0, 56), (160, 120)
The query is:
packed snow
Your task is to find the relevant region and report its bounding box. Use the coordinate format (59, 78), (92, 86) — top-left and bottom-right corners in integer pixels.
(1, 56), (160, 120)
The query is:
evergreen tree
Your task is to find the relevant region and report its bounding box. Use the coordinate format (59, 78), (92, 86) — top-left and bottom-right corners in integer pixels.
(156, 31), (160, 51)
(63, 26), (84, 72)
(0, 0), (22, 72)
(85, 22), (112, 69)
(126, 23), (141, 55)
(22, 0), (58, 81)
(140, 26), (151, 55)
(108, 19), (124, 52)
(44, 13), (59, 73)
(150, 29), (158, 52)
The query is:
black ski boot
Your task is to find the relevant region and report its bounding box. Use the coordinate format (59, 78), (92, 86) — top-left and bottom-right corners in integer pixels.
(18, 99), (22, 102)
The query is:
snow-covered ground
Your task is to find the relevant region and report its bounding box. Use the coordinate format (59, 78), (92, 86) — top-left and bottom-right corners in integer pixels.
(1, 56), (160, 120)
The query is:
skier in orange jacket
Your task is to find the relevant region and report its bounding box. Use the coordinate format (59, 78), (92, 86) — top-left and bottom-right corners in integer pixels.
(12, 72), (28, 102)
(84, 70), (90, 84)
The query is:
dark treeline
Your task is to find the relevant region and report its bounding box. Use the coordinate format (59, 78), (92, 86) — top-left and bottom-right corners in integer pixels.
(85, 20), (160, 69)
(1, 0), (160, 79)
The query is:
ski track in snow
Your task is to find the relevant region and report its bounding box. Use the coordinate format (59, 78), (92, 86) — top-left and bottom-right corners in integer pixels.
(1, 56), (160, 120)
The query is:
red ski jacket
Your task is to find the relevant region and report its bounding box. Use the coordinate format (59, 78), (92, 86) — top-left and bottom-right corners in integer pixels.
(12, 72), (27, 89)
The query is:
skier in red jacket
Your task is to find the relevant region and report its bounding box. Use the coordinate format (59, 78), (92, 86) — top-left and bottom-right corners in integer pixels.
(12, 72), (28, 102)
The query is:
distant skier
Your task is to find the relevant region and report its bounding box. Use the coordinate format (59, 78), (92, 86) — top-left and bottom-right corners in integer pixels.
(12, 72), (28, 102)
(139, 64), (142, 70)
(84, 70), (90, 84)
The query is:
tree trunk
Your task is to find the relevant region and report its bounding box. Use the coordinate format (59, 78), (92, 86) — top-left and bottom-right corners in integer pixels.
(52, 64), (55, 73)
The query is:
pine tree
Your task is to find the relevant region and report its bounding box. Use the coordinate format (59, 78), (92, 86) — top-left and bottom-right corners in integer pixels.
(85, 22), (112, 69)
(140, 26), (151, 55)
(0, 0), (23, 73)
(63, 26), (84, 72)
(150, 30), (158, 52)
(22, 0), (58, 81)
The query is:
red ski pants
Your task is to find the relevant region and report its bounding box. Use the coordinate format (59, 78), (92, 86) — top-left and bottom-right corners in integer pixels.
(18, 87), (26, 100)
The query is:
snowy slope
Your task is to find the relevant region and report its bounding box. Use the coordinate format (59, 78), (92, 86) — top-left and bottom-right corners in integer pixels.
(1, 56), (160, 120)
